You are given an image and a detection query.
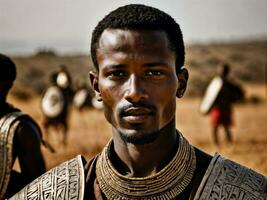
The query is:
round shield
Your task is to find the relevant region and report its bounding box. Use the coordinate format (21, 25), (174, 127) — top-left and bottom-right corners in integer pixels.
(73, 89), (89, 109)
(41, 86), (65, 118)
(199, 76), (223, 114)
(91, 96), (103, 110)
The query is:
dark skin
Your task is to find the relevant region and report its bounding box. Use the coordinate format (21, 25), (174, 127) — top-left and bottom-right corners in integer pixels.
(0, 80), (45, 195)
(90, 29), (188, 177)
(13, 121), (46, 182)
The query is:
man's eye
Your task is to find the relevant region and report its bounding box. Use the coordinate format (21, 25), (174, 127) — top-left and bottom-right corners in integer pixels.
(146, 70), (163, 76)
(106, 71), (126, 78)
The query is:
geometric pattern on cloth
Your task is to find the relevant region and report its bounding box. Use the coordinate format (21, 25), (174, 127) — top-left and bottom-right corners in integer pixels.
(9, 155), (85, 200)
(0, 111), (24, 199)
(194, 153), (267, 200)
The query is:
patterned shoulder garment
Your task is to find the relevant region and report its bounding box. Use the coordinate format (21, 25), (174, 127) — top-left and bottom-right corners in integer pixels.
(0, 112), (25, 199)
(9, 155), (85, 200)
(194, 153), (267, 200)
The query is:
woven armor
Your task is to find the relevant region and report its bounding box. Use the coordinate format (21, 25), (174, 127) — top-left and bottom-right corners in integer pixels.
(0, 112), (25, 199)
(194, 153), (267, 200)
(9, 155), (85, 200)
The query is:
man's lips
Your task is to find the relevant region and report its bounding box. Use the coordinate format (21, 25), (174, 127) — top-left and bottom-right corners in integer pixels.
(121, 107), (153, 123)
(122, 107), (153, 116)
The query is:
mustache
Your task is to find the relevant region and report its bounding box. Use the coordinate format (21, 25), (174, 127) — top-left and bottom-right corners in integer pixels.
(118, 102), (156, 116)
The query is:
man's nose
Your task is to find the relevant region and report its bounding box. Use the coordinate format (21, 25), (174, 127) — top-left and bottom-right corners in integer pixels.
(124, 75), (149, 103)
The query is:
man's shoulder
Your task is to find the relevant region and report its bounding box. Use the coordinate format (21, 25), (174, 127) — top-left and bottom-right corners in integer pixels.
(0, 110), (36, 127)
(0, 110), (41, 139)
(9, 155), (86, 200)
(194, 147), (213, 170)
(84, 154), (99, 184)
(14, 113), (40, 134)
(0, 111), (25, 133)
(194, 153), (267, 200)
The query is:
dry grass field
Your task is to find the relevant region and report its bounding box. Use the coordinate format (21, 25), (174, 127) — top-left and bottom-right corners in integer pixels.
(9, 83), (267, 175)
(8, 40), (267, 176)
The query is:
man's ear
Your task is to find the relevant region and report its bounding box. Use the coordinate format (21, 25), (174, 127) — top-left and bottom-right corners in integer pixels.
(176, 68), (189, 98)
(89, 71), (103, 101)
(89, 71), (100, 93)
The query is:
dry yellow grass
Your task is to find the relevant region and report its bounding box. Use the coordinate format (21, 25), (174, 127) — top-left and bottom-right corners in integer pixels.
(8, 83), (267, 175)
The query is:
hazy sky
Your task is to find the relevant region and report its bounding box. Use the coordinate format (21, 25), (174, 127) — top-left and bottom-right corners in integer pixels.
(0, 0), (267, 55)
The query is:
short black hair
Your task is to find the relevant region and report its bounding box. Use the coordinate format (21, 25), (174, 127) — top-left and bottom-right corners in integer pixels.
(0, 53), (16, 82)
(91, 4), (185, 72)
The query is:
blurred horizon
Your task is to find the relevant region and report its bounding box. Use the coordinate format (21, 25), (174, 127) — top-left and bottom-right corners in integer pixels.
(1, 0), (267, 56)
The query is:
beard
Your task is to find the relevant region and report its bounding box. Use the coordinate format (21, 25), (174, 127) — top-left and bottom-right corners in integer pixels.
(115, 101), (160, 145)
(119, 130), (161, 145)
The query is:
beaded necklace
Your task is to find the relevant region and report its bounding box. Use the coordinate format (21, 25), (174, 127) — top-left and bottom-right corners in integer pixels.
(96, 132), (196, 199)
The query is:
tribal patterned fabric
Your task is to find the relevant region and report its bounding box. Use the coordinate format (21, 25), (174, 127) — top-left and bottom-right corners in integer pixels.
(9, 155), (85, 200)
(0, 112), (24, 199)
(194, 153), (267, 200)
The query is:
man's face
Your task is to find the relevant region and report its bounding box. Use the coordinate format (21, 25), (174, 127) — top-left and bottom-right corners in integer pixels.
(92, 29), (181, 143)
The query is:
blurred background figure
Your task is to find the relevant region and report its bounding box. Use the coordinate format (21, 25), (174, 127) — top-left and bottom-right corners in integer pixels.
(73, 78), (104, 112)
(41, 65), (73, 147)
(200, 63), (245, 146)
(56, 65), (72, 91)
(0, 54), (45, 199)
(73, 81), (94, 112)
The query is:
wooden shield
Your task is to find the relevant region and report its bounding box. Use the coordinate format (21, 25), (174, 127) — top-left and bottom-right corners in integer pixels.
(91, 96), (103, 110)
(41, 86), (65, 118)
(199, 76), (223, 114)
(73, 89), (89, 109)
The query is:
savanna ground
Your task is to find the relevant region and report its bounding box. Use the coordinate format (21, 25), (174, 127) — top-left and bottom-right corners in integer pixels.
(9, 40), (267, 175)
(10, 81), (267, 176)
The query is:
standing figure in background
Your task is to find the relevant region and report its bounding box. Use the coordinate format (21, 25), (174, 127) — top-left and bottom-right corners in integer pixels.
(73, 81), (94, 111)
(0, 54), (46, 199)
(200, 63), (244, 146)
(41, 65), (73, 147)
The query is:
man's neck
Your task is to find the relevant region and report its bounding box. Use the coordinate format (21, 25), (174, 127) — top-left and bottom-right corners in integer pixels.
(111, 119), (178, 177)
